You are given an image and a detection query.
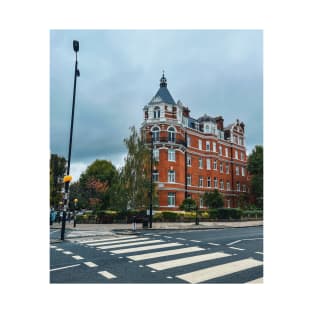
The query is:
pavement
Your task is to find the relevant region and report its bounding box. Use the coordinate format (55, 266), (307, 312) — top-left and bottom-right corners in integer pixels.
(50, 220), (263, 233)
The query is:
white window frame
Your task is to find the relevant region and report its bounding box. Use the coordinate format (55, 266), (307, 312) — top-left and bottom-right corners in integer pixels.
(241, 152), (244, 161)
(235, 150), (238, 159)
(236, 166), (239, 176)
(226, 181), (230, 191)
(151, 126), (160, 142)
(227, 199), (231, 208)
(207, 177), (211, 188)
(206, 141), (210, 151)
(213, 142), (216, 152)
(168, 192), (176, 207)
(153, 148), (159, 161)
(220, 162), (223, 173)
(168, 149), (176, 162)
(152, 171), (159, 182)
(213, 160), (217, 170)
(226, 164), (229, 174)
(243, 184), (246, 192)
(219, 145), (222, 156)
(200, 197), (204, 208)
(206, 158), (211, 170)
(220, 180), (224, 190)
(153, 106), (160, 119)
(225, 148), (228, 157)
(241, 167), (245, 176)
(199, 176), (203, 187)
(236, 182), (240, 192)
(187, 135), (191, 147)
(199, 157), (203, 169)
(214, 177), (218, 188)
(168, 127), (176, 142)
(168, 170), (175, 183)
(187, 154), (191, 167)
(187, 174), (191, 186)
(198, 139), (202, 150)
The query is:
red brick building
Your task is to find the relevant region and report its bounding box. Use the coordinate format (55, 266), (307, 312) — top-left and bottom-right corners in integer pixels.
(141, 74), (248, 210)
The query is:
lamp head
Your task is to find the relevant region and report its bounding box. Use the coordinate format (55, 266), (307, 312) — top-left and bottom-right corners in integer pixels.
(73, 40), (79, 52)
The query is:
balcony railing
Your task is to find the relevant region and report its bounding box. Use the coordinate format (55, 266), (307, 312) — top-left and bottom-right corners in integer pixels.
(145, 136), (186, 146)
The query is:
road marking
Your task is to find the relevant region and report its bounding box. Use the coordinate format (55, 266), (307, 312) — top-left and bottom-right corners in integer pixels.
(72, 255), (84, 260)
(50, 264), (80, 272)
(63, 251), (73, 255)
(98, 271), (117, 279)
(227, 238), (263, 246)
(77, 236), (136, 244)
(176, 237), (186, 240)
(229, 247), (245, 251)
(176, 258), (263, 283)
(97, 240), (163, 250)
(110, 242), (183, 254)
(164, 236), (172, 238)
(255, 251), (263, 255)
(147, 252), (232, 271)
(56, 248), (64, 251)
(50, 230), (59, 234)
(50, 245), (57, 248)
(247, 277), (263, 283)
(84, 262), (98, 268)
(190, 240), (201, 243)
(87, 237), (150, 246)
(153, 234), (160, 237)
(166, 276), (173, 279)
(208, 242), (220, 246)
(128, 246), (205, 261)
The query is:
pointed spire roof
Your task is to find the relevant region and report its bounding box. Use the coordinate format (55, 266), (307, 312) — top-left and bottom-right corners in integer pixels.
(149, 72), (176, 105)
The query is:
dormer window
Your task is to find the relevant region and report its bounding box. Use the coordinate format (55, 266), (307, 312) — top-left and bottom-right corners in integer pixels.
(153, 106), (161, 119)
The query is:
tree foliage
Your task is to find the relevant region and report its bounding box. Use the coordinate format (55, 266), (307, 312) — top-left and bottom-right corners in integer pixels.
(180, 198), (197, 211)
(50, 154), (66, 208)
(203, 189), (224, 209)
(247, 145), (263, 209)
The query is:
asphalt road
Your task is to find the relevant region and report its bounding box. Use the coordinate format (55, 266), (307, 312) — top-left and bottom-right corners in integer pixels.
(50, 226), (263, 283)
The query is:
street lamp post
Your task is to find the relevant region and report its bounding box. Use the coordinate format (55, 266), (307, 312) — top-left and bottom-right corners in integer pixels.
(73, 198), (78, 228)
(60, 40), (80, 241)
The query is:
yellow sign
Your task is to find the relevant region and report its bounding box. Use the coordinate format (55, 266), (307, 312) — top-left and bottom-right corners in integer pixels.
(63, 175), (72, 183)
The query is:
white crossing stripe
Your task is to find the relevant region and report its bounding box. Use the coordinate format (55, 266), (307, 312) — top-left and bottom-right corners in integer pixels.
(176, 238), (186, 240)
(255, 251), (263, 255)
(229, 247), (245, 251)
(190, 240), (201, 243)
(247, 277), (263, 283)
(87, 237), (150, 246)
(50, 264), (81, 272)
(98, 271), (117, 279)
(56, 248), (64, 251)
(128, 247), (205, 261)
(110, 242), (183, 254)
(77, 236), (136, 244)
(208, 242), (220, 246)
(84, 262), (98, 268)
(50, 245), (56, 248)
(72, 255), (84, 260)
(63, 251), (73, 255)
(147, 252), (232, 271)
(97, 239), (163, 250)
(176, 258), (263, 283)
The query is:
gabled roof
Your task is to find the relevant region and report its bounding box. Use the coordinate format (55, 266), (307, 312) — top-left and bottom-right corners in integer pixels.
(149, 74), (176, 105)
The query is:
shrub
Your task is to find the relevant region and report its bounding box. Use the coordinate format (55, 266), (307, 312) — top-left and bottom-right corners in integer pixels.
(216, 208), (242, 220)
(162, 211), (178, 221)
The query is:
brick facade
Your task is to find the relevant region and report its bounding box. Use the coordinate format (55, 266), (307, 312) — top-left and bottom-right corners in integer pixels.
(141, 75), (248, 210)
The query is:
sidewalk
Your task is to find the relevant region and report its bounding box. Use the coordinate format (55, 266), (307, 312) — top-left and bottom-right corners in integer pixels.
(50, 220), (263, 233)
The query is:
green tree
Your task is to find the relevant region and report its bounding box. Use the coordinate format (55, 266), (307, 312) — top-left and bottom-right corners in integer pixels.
(78, 159), (118, 210)
(50, 154), (66, 209)
(120, 126), (153, 211)
(247, 145), (263, 209)
(180, 198), (199, 225)
(203, 189), (224, 209)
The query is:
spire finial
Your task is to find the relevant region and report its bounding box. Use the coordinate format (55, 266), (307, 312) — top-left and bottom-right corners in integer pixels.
(160, 71), (167, 87)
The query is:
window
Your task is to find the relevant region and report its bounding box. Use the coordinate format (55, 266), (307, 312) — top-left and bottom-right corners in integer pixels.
(199, 157), (203, 169)
(241, 167), (245, 176)
(168, 127), (175, 142)
(233, 135), (237, 144)
(151, 126), (160, 142)
(213, 142), (216, 152)
(214, 177), (218, 188)
(212, 126), (216, 134)
(187, 154), (191, 167)
(153, 148), (159, 161)
(220, 180), (224, 190)
(219, 145), (222, 156)
(206, 141), (210, 151)
(227, 200), (231, 208)
(243, 184), (246, 192)
(225, 148), (228, 157)
(213, 160), (217, 170)
(236, 166), (239, 176)
(205, 125), (210, 133)
(168, 149), (176, 162)
(235, 150), (238, 159)
(206, 158), (211, 170)
(168, 170), (175, 182)
(153, 106), (160, 119)
(168, 192), (176, 206)
(220, 162), (223, 173)
(207, 177), (211, 188)
(226, 181), (230, 191)
(200, 197), (204, 208)
(226, 164), (230, 174)
(199, 176), (203, 187)
(187, 174), (191, 186)
(236, 182), (240, 192)
(152, 171), (159, 182)
(198, 139), (202, 150)
(187, 135), (191, 147)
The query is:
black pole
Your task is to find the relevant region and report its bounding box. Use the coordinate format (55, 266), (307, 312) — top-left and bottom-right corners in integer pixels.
(61, 42), (79, 241)
(149, 132), (153, 228)
(185, 130), (188, 199)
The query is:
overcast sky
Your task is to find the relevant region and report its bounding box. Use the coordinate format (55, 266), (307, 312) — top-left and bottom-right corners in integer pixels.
(50, 30), (263, 181)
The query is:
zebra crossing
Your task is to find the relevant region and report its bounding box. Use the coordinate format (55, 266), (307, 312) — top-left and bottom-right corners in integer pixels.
(72, 234), (263, 283)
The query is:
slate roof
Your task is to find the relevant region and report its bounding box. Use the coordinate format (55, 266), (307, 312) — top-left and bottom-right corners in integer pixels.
(149, 74), (176, 105)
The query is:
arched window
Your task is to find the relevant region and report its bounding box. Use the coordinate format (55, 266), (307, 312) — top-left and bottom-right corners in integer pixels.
(153, 106), (160, 119)
(168, 126), (176, 142)
(151, 126), (160, 142)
